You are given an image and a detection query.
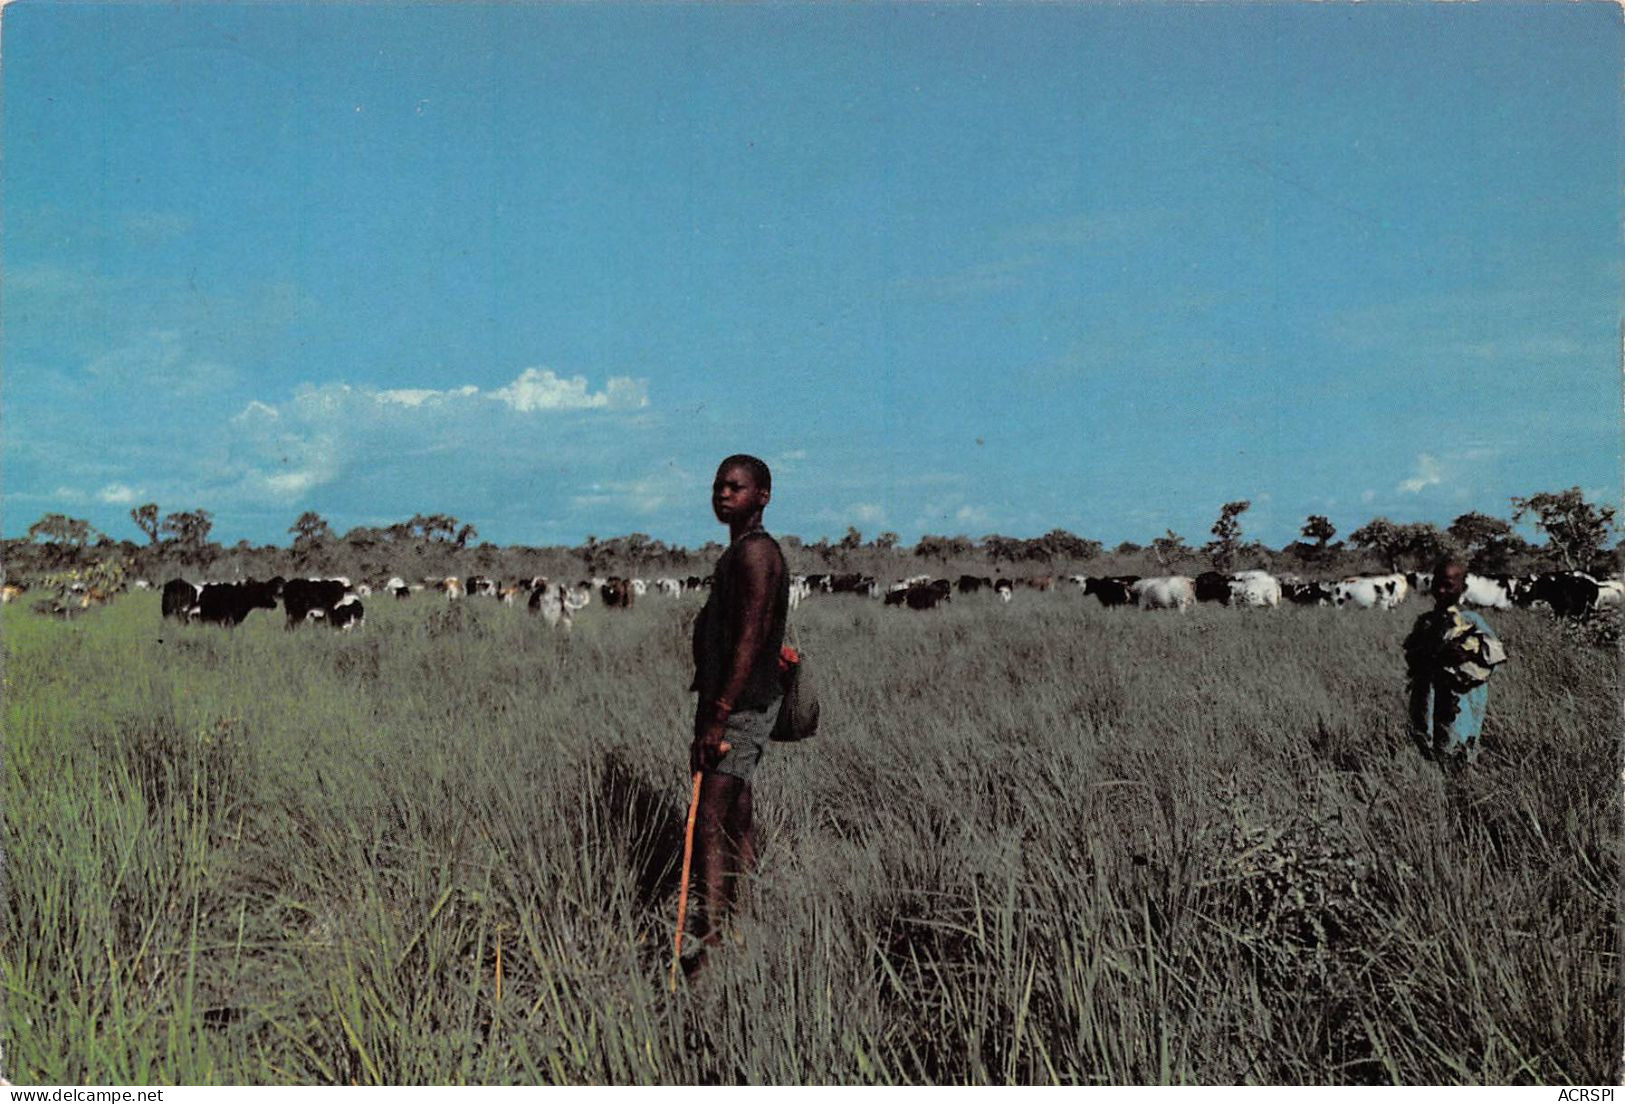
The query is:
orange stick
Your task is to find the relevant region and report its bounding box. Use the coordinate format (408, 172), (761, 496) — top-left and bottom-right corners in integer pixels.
(669, 770), (705, 990)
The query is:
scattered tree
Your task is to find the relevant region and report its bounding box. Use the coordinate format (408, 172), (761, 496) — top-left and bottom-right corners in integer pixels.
(1036, 528), (1103, 563)
(26, 513), (97, 547)
(1347, 517), (1406, 571)
(131, 503), (161, 545)
(1151, 529), (1187, 568)
(1348, 517), (1454, 571)
(1511, 487), (1617, 572)
(1301, 514), (1336, 549)
(1447, 512), (1529, 574)
(160, 509), (213, 549)
(872, 531), (900, 551)
(1207, 500), (1252, 571)
(289, 511), (333, 558)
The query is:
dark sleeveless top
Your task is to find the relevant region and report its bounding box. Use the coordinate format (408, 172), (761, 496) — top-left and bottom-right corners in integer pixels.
(691, 530), (789, 711)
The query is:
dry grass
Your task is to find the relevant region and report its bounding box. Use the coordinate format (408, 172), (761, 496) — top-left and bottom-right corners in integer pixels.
(2, 589), (1617, 1083)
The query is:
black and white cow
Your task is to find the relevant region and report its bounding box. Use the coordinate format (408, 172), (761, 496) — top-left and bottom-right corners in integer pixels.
(1282, 581), (1333, 606)
(162, 578), (200, 621)
(1082, 576), (1138, 608)
(1517, 571), (1600, 619)
(283, 578), (350, 628)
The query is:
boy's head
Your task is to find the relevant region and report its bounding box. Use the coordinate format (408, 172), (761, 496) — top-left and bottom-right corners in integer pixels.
(1430, 559), (1468, 606)
(712, 455), (772, 525)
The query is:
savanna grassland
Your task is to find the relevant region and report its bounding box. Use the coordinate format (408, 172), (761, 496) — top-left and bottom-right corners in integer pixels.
(3, 588), (1618, 1084)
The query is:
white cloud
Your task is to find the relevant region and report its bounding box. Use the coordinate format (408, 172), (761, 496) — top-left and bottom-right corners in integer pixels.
(1360, 489), (1377, 504)
(96, 483), (142, 505)
(492, 368), (647, 412)
(1398, 454), (1444, 495)
(232, 400), (280, 425)
(375, 387), (470, 407)
(955, 504), (991, 525)
(368, 370), (647, 413)
(260, 469), (327, 498)
(851, 503), (886, 524)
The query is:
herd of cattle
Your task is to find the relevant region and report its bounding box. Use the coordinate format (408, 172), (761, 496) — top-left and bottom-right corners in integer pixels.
(145, 573), (688, 631)
(5, 564), (1619, 628)
(805, 567), (1624, 619)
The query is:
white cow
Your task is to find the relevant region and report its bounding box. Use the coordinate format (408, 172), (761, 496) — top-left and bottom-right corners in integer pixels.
(788, 577), (812, 611)
(655, 577), (684, 598)
(1594, 579), (1624, 609)
(1228, 569), (1281, 608)
(1132, 575), (1196, 612)
(1462, 574), (1518, 611)
(1333, 574), (1407, 610)
(530, 582), (592, 632)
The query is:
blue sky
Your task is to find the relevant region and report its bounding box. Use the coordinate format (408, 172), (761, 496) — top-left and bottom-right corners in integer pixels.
(5, 3), (1619, 549)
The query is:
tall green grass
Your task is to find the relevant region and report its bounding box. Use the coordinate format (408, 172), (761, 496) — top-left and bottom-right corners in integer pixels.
(3, 590), (1617, 1083)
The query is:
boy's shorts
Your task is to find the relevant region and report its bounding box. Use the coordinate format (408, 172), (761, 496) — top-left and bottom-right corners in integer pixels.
(713, 699), (782, 784)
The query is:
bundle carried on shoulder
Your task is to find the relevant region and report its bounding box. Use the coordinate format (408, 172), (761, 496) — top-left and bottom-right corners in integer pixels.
(771, 644), (820, 742)
(1408, 609), (1507, 693)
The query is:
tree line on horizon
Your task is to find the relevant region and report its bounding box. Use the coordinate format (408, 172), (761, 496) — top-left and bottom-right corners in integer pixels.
(4, 489), (1618, 587)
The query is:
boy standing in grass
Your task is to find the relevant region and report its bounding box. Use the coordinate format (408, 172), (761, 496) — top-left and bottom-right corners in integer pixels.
(1403, 559), (1507, 763)
(686, 454), (789, 971)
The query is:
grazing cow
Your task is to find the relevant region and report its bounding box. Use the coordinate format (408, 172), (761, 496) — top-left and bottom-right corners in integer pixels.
(1518, 571), (1600, 619)
(1082, 576), (1138, 608)
(1333, 574), (1407, 611)
(994, 578), (1014, 603)
(1194, 571), (1232, 605)
(283, 578), (349, 628)
(430, 576), (465, 600)
(1282, 581), (1333, 606)
(1132, 576), (1196, 612)
(161, 579), (200, 622)
(908, 581), (951, 610)
(630, 578), (648, 598)
(957, 574), (991, 594)
(1021, 575), (1054, 592)
(600, 577), (635, 609)
(829, 573), (871, 595)
(132, 579), (152, 591)
(196, 578), (282, 627)
(385, 576), (411, 599)
(326, 595), (365, 630)
(788, 576), (812, 611)
(1594, 579), (1624, 609)
(529, 581), (591, 631)
(2, 583), (28, 604)
(1228, 569), (1282, 608)
(656, 577), (684, 598)
(1462, 573), (1521, 611)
